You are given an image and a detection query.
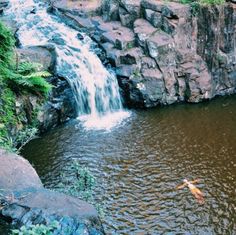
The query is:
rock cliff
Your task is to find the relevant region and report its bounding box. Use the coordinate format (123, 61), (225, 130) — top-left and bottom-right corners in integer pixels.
(52, 0), (236, 108)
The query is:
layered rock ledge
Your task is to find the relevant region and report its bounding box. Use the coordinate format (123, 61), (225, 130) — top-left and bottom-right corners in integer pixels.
(0, 149), (104, 234)
(51, 0), (236, 108)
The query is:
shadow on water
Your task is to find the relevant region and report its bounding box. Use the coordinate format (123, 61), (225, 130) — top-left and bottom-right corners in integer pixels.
(17, 95), (236, 234)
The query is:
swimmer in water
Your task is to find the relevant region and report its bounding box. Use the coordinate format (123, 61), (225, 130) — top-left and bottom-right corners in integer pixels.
(177, 179), (204, 204)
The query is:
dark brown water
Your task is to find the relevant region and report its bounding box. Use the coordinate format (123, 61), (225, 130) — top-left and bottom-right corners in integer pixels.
(21, 96), (236, 234)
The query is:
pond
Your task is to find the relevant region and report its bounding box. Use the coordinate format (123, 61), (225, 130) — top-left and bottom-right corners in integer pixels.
(21, 95), (236, 234)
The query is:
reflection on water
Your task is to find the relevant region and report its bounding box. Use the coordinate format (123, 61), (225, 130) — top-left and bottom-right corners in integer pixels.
(21, 95), (236, 234)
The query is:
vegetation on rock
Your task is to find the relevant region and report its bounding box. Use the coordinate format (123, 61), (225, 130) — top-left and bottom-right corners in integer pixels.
(179, 0), (225, 5)
(0, 21), (52, 151)
(58, 160), (104, 217)
(11, 221), (60, 235)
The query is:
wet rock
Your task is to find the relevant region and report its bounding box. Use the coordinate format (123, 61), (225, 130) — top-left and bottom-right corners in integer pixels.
(196, 4), (236, 97)
(50, 0), (236, 108)
(63, 12), (94, 30)
(119, 7), (133, 28)
(141, 56), (157, 69)
(0, 0), (9, 13)
(136, 68), (165, 107)
(50, 34), (66, 45)
(141, 0), (189, 19)
(105, 46), (143, 66)
(116, 64), (139, 78)
(38, 76), (77, 133)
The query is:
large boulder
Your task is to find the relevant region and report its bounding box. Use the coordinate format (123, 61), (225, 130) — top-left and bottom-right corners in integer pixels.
(0, 149), (104, 235)
(0, 149), (43, 191)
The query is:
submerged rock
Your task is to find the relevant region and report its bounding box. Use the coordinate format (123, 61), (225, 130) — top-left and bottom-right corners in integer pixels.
(0, 149), (104, 235)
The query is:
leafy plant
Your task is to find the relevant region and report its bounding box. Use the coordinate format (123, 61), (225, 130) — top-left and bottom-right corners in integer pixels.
(11, 221), (60, 235)
(58, 160), (104, 217)
(179, 0), (225, 5)
(60, 161), (96, 201)
(199, 0), (225, 4)
(0, 21), (52, 151)
(0, 21), (15, 66)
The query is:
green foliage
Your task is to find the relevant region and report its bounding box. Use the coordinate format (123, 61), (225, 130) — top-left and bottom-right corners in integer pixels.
(179, 0), (225, 5)
(0, 87), (17, 152)
(199, 0), (225, 4)
(60, 161), (96, 201)
(0, 21), (52, 151)
(11, 221), (60, 235)
(0, 21), (15, 66)
(16, 127), (38, 153)
(0, 62), (52, 97)
(0, 21), (52, 97)
(58, 160), (104, 217)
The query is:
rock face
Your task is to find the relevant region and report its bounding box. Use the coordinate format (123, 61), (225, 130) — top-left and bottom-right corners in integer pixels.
(11, 46), (77, 135)
(2, 0), (236, 113)
(52, 0), (236, 108)
(0, 149), (104, 235)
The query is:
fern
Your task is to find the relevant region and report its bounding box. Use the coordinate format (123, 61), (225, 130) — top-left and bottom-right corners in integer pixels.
(0, 21), (15, 66)
(17, 62), (43, 75)
(0, 22), (52, 97)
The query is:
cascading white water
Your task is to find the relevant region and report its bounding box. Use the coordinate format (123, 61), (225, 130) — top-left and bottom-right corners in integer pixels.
(5, 0), (129, 130)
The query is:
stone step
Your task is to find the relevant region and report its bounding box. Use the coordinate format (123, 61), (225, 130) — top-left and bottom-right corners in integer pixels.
(134, 18), (157, 48)
(141, 0), (190, 19)
(116, 64), (140, 78)
(119, 0), (141, 28)
(101, 43), (143, 66)
(91, 17), (136, 50)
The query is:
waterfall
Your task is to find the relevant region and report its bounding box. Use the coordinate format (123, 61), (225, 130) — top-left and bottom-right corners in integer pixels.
(5, 0), (129, 130)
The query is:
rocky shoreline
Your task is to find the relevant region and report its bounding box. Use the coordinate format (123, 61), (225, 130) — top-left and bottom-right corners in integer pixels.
(0, 148), (104, 234)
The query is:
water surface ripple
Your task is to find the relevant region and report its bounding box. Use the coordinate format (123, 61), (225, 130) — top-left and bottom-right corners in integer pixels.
(22, 96), (236, 235)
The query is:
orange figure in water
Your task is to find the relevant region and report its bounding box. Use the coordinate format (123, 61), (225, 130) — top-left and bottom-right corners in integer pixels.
(177, 179), (205, 204)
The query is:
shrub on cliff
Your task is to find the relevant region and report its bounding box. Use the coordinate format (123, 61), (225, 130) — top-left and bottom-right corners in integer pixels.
(0, 22), (52, 96)
(0, 21), (52, 151)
